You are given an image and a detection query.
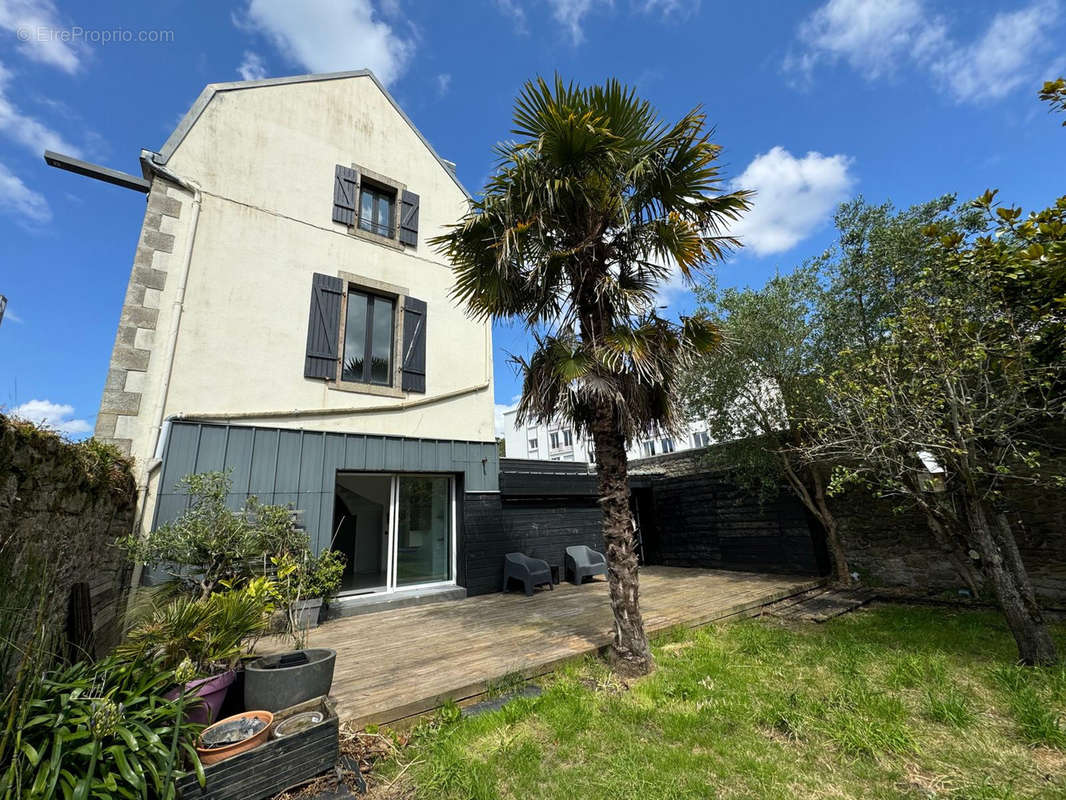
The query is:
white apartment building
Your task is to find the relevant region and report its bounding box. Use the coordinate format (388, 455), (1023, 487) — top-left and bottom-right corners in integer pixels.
(501, 408), (713, 463)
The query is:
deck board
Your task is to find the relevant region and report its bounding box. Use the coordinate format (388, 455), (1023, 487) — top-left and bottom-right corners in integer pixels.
(272, 567), (820, 729)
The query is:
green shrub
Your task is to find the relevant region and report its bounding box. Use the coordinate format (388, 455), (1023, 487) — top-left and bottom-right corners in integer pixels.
(116, 578), (275, 677)
(0, 656), (204, 800)
(121, 472), (307, 598)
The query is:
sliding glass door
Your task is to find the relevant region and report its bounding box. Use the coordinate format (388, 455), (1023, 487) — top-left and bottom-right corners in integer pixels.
(333, 473), (454, 595)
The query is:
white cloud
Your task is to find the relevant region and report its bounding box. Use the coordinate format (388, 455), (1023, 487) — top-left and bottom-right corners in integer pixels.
(547, 0), (612, 44)
(929, 2), (1054, 103)
(727, 146), (855, 257)
(494, 0), (528, 34)
(0, 160), (51, 226)
(0, 0), (86, 73)
(10, 399), (91, 436)
(435, 72), (451, 96)
(239, 0), (414, 85)
(639, 0), (699, 16)
(788, 0), (929, 81)
(0, 61), (81, 156)
(494, 399), (519, 438)
(237, 50), (268, 81)
(787, 0), (1062, 104)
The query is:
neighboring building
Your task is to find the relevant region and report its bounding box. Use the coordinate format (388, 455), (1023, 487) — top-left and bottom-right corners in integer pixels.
(83, 71), (498, 605)
(501, 408), (714, 463)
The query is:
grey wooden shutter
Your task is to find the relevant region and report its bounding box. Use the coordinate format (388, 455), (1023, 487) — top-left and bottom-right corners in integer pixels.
(304, 273), (344, 379)
(400, 296), (427, 393)
(332, 165), (359, 226)
(399, 190), (419, 246)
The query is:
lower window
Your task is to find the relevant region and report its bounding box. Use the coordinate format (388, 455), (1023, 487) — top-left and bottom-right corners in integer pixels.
(342, 288), (394, 386)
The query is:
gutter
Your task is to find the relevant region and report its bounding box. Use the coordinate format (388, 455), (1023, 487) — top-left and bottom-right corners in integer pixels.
(177, 380), (491, 422)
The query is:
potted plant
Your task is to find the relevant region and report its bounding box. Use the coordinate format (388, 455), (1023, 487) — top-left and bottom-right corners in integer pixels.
(116, 578), (275, 724)
(272, 549), (346, 642)
(120, 471), (308, 599)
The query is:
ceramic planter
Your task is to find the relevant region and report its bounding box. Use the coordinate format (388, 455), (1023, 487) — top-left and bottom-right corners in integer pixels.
(243, 648), (336, 712)
(195, 710), (274, 766)
(166, 669), (236, 725)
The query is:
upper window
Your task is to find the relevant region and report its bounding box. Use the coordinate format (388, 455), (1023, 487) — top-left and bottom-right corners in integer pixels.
(359, 183), (395, 238)
(562, 429), (573, 447)
(692, 431), (710, 448)
(528, 438), (539, 451)
(642, 440), (656, 457)
(342, 288), (394, 386)
(549, 431), (561, 449)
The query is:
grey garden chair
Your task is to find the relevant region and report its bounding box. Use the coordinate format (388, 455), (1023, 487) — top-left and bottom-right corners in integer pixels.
(565, 545), (607, 585)
(502, 552), (554, 596)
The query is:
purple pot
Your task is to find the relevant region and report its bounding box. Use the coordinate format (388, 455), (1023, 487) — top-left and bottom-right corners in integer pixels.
(165, 670), (236, 725)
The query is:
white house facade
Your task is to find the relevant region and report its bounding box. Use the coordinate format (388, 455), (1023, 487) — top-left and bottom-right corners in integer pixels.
(501, 408), (713, 463)
(82, 71), (499, 604)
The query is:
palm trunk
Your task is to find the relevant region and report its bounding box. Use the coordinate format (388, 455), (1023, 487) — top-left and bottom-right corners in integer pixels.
(591, 407), (654, 677)
(964, 495), (1057, 666)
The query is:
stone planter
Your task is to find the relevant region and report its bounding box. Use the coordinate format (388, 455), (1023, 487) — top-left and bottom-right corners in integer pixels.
(289, 598), (324, 630)
(243, 648), (336, 712)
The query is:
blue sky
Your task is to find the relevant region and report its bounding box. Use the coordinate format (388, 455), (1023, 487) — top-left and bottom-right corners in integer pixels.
(0, 0), (1062, 437)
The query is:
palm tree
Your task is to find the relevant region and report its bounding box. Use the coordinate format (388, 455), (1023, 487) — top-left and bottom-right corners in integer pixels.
(432, 77), (752, 676)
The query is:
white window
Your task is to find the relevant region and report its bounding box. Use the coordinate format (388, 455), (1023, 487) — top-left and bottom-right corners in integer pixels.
(550, 431), (561, 449)
(642, 440), (656, 457)
(562, 429), (573, 447)
(692, 431), (710, 448)
(528, 438), (539, 452)
(661, 437), (675, 454)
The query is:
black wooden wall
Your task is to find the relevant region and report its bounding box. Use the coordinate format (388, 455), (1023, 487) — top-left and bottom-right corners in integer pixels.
(458, 455), (825, 595)
(462, 492), (605, 596)
(640, 471), (825, 575)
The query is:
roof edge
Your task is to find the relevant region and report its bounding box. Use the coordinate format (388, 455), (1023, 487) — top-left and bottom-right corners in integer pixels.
(155, 69), (470, 199)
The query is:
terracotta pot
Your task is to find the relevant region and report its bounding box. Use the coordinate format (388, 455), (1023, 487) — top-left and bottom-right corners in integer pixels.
(196, 710), (274, 765)
(165, 670), (236, 725)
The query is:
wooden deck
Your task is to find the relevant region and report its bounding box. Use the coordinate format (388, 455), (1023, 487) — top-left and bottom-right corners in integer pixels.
(289, 567), (821, 729)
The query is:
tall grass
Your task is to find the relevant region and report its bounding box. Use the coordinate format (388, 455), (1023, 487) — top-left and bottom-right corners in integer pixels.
(378, 605), (1066, 800)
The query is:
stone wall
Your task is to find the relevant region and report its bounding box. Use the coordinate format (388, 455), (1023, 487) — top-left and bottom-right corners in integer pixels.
(832, 484), (1066, 602)
(0, 415), (136, 657)
(94, 178), (184, 456)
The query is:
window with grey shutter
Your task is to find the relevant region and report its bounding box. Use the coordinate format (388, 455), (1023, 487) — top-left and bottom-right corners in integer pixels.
(332, 165), (359, 226)
(399, 190), (419, 247)
(400, 296), (427, 393)
(304, 273), (344, 379)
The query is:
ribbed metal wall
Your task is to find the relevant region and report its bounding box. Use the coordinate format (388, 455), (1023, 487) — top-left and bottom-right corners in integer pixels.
(153, 420), (500, 551)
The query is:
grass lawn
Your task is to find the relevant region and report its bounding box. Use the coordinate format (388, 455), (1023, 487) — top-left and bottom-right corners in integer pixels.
(371, 604), (1066, 800)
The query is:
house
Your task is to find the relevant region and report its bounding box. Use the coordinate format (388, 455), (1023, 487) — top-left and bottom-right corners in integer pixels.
(60, 71), (501, 607)
(500, 407), (713, 462)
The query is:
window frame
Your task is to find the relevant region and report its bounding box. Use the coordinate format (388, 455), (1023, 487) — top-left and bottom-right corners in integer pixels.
(528, 437), (539, 452)
(332, 272), (408, 398)
(345, 164), (407, 251)
(358, 181), (395, 239)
